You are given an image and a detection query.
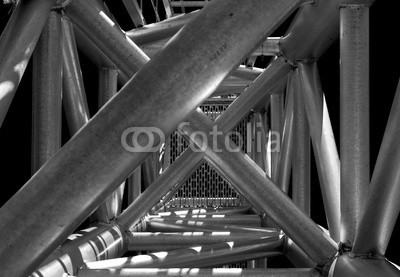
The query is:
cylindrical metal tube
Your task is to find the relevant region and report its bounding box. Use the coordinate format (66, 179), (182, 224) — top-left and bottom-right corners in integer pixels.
(0, 0), (53, 127)
(117, 58), (290, 231)
(62, 17), (90, 135)
(78, 268), (321, 277)
(270, 93), (285, 181)
(0, 1), (302, 275)
(83, 236), (283, 269)
(31, 11), (62, 173)
(297, 62), (340, 241)
(275, 74), (294, 193)
(128, 231), (275, 251)
(339, 4), (370, 245)
(182, 110), (338, 265)
(352, 79), (400, 255)
(147, 215), (262, 227)
(146, 220), (278, 234)
(93, 68), (125, 222)
(31, 225), (126, 277)
(65, 0), (149, 78)
(292, 69), (311, 216)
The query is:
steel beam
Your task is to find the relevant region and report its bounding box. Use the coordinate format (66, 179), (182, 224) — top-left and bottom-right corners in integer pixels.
(64, 0), (149, 78)
(127, 231), (276, 251)
(0, 1), (303, 275)
(83, 236), (283, 269)
(0, 0), (53, 127)
(147, 215), (262, 227)
(297, 62), (341, 241)
(32, 225), (126, 277)
(126, 12), (198, 45)
(182, 110), (338, 265)
(339, 3), (370, 245)
(78, 268), (321, 277)
(62, 17), (90, 135)
(146, 220), (278, 234)
(292, 69), (311, 216)
(116, 57), (290, 231)
(122, 0), (146, 27)
(270, 94), (284, 181)
(352, 78), (400, 255)
(94, 68), (125, 222)
(275, 74), (294, 193)
(31, 11), (62, 173)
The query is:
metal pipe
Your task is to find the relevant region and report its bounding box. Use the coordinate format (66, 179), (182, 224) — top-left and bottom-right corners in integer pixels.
(0, 0), (53, 127)
(64, 0), (149, 78)
(182, 110), (338, 265)
(339, 3), (370, 245)
(147, 215), (262, 227)
(284, 238), (316, 268)
(280, 0), (375, 61)
(275, 73), (294, 193)
(78, 268), (321, 277)
(270, 94), (285, 181)
(156, 205), (251, 216)
(61, 17), (90, 135)
(83, 236), (284, 269)
(0, 1), (302, 275)
(146, 220), (278, 234)
(31, 225), (126, 277)
(292, 69), (311, 216)
(0, 0), (52, 127)
(122, 0), (146, 27)
(127, 231), (275, 251)
(117, 58), (290, 230)
(232, 65), (263, 81)
(31, 11), (62, 173)
(93, 68), (125, 222)
(352, 78), (400, 255)
(126, 11), (198, 45)
(297, 62), (341, 241)
(332, 253), (400, 277)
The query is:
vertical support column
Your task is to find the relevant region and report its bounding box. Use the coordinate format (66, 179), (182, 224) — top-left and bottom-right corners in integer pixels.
(270, 94), (284, 181)
(275, 78), (293, 194)
(298, 62), (340, 241)
(292, 69), (310, 216)
(340, 3), (369, 245)
(161, 0), (173, 18)
(32, 11), (62, 173)
(0, 0), (53, 127)
(94, 68), (125, 221)
(62, 16), (90, 135)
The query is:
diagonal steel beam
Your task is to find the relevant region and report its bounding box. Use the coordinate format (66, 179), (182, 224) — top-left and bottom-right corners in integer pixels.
(352, 77), (400, 255)
(117, 57), (291, 230)
(31, 11), (62, 173)
(181, 109), (338, 265)
(0, 1), (303, 275)
(297, 62), (341, 241)
(0, 0), (54, 127)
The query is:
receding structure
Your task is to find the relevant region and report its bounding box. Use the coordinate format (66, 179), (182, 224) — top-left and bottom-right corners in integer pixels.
(0, 0), (399, 276)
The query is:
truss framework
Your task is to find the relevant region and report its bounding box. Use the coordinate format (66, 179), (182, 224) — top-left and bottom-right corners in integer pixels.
(0, 0), (400, 276)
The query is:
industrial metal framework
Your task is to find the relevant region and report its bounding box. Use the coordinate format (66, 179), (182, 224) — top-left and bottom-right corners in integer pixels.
(0, 0), (399, 276)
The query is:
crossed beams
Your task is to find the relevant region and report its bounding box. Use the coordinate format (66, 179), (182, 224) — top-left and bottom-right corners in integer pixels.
(0, 0), (305, 275)
(1, 0), (400, 276)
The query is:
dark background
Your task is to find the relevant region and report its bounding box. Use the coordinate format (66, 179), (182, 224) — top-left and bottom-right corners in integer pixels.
(1, 0), (400, 266)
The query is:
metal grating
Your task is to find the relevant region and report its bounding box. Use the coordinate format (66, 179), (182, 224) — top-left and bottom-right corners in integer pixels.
(166, 99), (251, 208)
